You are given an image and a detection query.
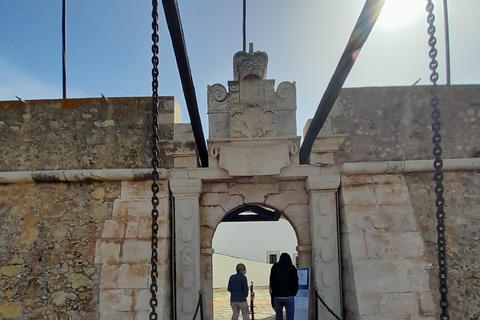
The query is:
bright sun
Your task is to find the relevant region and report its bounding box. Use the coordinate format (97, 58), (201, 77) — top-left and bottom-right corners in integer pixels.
(376, 0), (425, 30)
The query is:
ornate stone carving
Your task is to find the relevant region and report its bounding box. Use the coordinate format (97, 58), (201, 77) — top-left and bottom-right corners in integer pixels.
(210, 145), (220, 158)
(231, 104), (276, 138)
(228, 82), (240, 104)
(289, 141), (299, 155)
(182, 247), (193, 266)
(274, 81), (296, 111)
(233, 46), (268, 81)
(207, 84), (229, 112)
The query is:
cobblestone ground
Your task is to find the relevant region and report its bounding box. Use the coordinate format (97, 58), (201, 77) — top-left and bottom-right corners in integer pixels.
(214, 287), (276, 320)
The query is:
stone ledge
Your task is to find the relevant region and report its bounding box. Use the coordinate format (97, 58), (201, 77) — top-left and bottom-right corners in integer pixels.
(0, 168), (168, 184)
(341, 158), (480, 175)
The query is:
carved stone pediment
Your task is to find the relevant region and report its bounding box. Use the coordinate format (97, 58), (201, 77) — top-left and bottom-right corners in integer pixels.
(230, 104), (276, 138)
(207, 44), (297, 140)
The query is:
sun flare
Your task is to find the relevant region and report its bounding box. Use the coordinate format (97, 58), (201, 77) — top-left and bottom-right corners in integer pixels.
(376, 0), (425, 30)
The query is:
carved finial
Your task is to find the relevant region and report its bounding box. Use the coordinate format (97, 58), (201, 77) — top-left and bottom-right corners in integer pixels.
(233, 44), (268, 81)
(249, 43), (253, 53)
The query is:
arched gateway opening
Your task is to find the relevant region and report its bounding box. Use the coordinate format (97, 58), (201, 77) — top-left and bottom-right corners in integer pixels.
(212, 204), (298, 319)
(169, 46), (343, 320)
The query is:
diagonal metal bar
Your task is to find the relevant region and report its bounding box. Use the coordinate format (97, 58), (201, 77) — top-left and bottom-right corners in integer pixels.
(299, 0), (385, 164)
(161, 0), (209, 167)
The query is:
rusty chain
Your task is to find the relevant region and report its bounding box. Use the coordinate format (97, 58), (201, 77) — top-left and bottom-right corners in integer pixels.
(426, 1), (449, 319)
(149, 0), (160, 319)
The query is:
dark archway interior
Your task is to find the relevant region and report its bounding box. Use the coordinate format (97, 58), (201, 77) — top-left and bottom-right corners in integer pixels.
(221, 204), (282, 222)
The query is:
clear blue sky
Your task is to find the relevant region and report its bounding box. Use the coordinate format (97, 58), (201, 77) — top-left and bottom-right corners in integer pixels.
(1, 0), (479, 136)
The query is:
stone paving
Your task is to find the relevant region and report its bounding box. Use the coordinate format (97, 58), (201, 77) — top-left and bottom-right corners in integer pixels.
(213, 287), (276, 320)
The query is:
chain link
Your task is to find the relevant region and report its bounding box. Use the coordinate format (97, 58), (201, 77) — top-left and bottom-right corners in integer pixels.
(426, 1), (449, 319)
(149, 0), (160, 319)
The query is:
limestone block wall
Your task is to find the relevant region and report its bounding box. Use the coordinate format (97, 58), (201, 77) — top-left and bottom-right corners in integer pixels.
(340, 174), (435, 320)
(0, 181), (120, 319)
(96, 180), (171, 320)
(332, 85), (480, 319)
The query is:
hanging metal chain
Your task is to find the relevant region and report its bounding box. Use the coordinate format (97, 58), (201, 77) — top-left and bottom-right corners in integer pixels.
(315, 288), (342, 320)
(149, 0), (160, 319)
(426, 1), (449, 319)
(192, 290), (203, 320)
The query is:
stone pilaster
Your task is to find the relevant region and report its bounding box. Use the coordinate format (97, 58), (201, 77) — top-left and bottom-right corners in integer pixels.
(200, 248), (214, 320)
(306, 175), (342, 320)
(170, 178), (202, 320)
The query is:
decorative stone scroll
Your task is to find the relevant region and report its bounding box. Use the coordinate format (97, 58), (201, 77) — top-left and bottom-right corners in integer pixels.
(207, 84), (230, 112)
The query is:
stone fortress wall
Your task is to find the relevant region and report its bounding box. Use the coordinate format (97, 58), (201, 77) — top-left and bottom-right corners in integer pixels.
(330, 85), (480, 320)
(0, 84), (479, 319)
(0, 98), (176, 319)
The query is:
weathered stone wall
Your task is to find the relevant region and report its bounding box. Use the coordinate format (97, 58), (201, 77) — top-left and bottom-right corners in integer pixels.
(0, 179), (172, 320)
(405, 171), (480, 320)
(340, 174), (435, 320)
(329, 85), (480, 163)
(0, 97), (179, 171)
(0, 97), (176, 319)
(335, 85), (480, 319)
(95, 180), (171, 320)
(0, 181), (120, 319)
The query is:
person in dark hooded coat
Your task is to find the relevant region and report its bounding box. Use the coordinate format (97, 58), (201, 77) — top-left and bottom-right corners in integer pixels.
(269, 253), (298, 320)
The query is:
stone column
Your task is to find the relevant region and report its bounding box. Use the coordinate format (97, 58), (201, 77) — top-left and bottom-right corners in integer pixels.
(306, 175), (341, 320)
(170, 178), (202, 320)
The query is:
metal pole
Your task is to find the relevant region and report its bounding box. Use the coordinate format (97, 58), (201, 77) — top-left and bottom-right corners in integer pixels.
(442, 0), (451, 85)
(62, 0), (67, 99)
(199, 290), (204, 320)
(161, 0), (209, 167)
(250, 281), (255, 319)
(299, 0), (385, 164)
(243, 0), (247, 51)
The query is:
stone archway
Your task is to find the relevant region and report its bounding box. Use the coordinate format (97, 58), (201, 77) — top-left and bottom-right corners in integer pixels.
(211, 206), (298, 319)
(198, 178), (312, 320)
(170, 172), (342, 320)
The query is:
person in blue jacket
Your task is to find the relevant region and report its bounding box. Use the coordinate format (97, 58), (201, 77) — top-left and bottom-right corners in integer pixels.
(228, 263), (250, 320)
(269, 253), (299, 320)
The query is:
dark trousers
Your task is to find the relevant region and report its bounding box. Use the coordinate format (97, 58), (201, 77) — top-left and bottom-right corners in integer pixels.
(273, 296), (294, 320)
